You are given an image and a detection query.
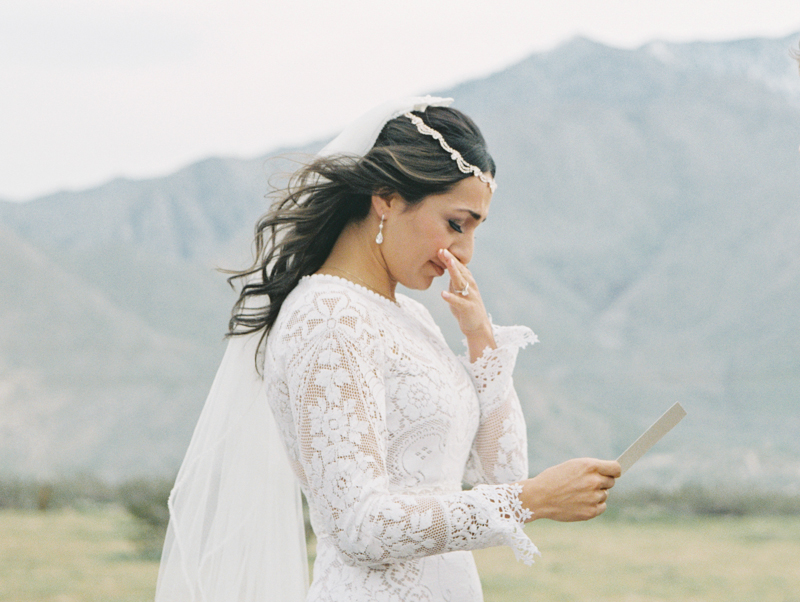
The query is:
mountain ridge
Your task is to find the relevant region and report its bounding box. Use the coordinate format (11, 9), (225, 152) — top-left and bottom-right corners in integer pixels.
(1, 33), (799, 488)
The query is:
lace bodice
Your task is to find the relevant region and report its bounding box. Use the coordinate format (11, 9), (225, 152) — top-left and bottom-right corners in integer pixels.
(264, 275), (539, 601)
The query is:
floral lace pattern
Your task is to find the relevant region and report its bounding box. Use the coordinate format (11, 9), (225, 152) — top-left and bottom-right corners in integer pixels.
(265, 275), (539, 601)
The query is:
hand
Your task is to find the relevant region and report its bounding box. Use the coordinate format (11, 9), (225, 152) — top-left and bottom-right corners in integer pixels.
(517, 458), (622, 522)
(438, 248), (495, 361)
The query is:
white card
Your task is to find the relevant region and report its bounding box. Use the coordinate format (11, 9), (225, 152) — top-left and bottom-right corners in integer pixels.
(617, 402), (687, 474)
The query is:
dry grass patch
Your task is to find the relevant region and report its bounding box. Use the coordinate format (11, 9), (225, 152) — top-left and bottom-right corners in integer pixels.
(0, 507), (158, 602)
(3, 508), (800, 602)
(474, 516), (800, 602)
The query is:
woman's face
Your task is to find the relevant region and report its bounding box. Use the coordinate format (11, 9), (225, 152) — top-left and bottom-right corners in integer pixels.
(380, 176), (493, 290)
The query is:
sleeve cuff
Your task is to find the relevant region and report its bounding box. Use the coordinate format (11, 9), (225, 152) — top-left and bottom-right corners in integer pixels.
(474, 483), (540, 565)
(463, 325), (538, 403)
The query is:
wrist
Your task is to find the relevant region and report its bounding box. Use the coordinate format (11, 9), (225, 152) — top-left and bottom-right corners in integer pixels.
(516, 479), (542, 523)
(466, 325), (496, 362)
(464, 320), (493, 338)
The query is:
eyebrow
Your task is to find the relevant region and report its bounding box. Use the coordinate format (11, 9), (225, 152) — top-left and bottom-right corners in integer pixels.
(455, 208), (487, 222)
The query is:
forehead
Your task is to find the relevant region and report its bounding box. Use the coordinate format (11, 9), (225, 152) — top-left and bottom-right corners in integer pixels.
(420, 177), (493, 218)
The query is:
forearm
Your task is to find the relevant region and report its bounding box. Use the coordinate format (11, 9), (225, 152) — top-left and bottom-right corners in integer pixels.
(469, 389), (529, 484)
(310, 483), (538, 567)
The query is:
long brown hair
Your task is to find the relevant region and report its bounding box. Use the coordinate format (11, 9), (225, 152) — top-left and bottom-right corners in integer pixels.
(227, 106), (496, 351)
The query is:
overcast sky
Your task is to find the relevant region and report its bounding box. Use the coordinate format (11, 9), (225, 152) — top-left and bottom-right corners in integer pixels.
(2, 0), (799, 201)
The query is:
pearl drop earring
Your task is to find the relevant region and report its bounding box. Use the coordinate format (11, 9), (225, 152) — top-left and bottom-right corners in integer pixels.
(375, 214), (385, 244)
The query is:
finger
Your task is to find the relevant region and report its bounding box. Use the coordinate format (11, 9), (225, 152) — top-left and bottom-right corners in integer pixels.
(600, 476), (616, 490)
(441, 290), (460, 303)
(596, 460), (622, 478)
(440, 247), (462, 269)
(442, 251), (464, 289)
(439, 249), (469, 286)
(445, 255), (477, 298)
(441, 289), (471, 306)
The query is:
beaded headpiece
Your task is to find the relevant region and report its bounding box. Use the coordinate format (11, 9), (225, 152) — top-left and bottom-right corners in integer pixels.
(404, 112), (497, 192)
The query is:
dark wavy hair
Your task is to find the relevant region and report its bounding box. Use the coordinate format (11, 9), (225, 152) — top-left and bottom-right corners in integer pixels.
(226, 106), (496, 352)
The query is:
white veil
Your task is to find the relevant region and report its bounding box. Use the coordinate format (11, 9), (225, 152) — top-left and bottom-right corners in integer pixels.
(155, 95), (453, 602)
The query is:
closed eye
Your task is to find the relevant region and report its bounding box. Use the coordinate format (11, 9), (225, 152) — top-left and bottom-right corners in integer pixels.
(448, 219), (463, 233)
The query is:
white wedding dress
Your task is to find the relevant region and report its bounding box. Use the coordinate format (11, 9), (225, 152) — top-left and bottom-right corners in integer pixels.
(264, 274), (540, 601)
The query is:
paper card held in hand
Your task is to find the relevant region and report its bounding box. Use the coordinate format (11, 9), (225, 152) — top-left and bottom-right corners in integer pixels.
(617, 402), (687, 475)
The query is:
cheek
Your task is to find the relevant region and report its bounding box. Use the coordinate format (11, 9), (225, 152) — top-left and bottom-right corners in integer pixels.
(398, 212), (451, 264)
(417, 220), (449, 249)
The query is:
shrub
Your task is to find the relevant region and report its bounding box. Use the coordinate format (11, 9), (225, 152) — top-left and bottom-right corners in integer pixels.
(608, 484), (800, 520)
(117, 477), (174, 559)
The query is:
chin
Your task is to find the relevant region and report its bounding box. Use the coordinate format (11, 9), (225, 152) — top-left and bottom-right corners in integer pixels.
(404, 275), (436, 291)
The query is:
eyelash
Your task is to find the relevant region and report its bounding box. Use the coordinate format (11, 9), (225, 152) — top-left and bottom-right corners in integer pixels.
(448, 219), (463, 233)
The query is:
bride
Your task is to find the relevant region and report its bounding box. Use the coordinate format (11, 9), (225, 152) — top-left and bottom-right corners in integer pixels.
(155, 97), (621, 601)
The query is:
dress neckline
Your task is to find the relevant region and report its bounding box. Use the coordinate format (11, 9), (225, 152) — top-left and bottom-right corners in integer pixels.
(302, 273), (402, 308)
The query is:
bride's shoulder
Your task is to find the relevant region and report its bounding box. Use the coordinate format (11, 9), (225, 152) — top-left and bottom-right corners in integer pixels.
(274, 275), (384, 333)
(396, 293), (438, 330)
(396, 292), (427, 314)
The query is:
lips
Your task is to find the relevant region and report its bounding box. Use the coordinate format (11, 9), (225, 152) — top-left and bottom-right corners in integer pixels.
(431, 261), (445, 276)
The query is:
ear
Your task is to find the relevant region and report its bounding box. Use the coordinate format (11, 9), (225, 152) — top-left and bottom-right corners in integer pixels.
(371, 190), (400, 217)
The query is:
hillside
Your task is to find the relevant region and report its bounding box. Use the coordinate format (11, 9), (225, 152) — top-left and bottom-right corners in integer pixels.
(1, 33), (799, 488)
(442, 34), (800, 485)
(0, 226), (223, 478)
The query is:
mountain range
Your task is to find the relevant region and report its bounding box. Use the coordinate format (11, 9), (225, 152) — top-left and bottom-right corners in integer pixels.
(2, 32), (799, 490)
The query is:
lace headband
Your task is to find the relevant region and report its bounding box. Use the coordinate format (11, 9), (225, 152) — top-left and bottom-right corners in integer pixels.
(404, 112), (497, 192)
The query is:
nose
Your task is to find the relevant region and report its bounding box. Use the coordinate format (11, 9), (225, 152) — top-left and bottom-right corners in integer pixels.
(449, 233), (474, 266)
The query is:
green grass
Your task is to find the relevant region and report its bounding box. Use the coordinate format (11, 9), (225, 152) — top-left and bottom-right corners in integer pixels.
(2, 508), (800, 601)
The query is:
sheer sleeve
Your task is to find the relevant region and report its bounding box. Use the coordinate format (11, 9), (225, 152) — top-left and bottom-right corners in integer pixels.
(278, 292), (538, 567)
(462, 324), (538, 486)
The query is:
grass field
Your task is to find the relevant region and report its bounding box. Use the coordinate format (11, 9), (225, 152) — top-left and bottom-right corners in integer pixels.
(474, 516), (800, 602)
(2, 506), (799, 601)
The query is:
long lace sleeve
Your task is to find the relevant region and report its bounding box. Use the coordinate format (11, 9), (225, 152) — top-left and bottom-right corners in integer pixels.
(463, 324), (538, 486)
(279, 291), (538, 567)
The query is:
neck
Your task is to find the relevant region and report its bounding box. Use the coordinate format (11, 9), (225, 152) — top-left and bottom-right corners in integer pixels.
(317, 218), (397, 301)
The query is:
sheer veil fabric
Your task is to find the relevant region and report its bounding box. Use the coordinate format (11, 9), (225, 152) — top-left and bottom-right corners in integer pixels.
(155, 96), (454, 602)
(155, 331), (308, 601)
